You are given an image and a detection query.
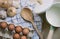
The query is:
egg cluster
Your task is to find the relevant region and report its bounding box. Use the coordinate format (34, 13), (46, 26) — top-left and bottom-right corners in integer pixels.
(0, 22), (30, 39)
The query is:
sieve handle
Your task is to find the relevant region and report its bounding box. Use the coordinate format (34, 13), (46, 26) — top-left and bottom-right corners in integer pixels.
(47, 26), (55, 39)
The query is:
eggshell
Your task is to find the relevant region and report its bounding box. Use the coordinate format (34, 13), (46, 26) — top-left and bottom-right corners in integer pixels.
(21, 35), (27, 39)
(15, 26), (22, 33)
(0, 22), (7, 29)
(22, 28), (30, 35)
(8, 24), (15, 31)
(13, 33), (20, 39)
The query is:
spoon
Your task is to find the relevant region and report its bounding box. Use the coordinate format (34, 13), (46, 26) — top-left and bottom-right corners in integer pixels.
(20, 8), (43, 39)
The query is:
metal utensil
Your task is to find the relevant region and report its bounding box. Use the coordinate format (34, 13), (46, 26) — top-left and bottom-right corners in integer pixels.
(20, 8), (43, 39)
(46, 3), (60, 39)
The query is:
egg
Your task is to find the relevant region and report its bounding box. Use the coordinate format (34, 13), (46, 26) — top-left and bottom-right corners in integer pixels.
(7, 7), (16, 17)
(13, 33), (20, 39)
(8, 24), (15, 31)
(0, 22), (7, 29)
(21, 35), (27, 39)
(15, 26), (22, 33)
(22, 28), (30, 35)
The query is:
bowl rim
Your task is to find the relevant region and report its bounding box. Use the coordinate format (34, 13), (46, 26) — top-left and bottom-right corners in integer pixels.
(46, 2), (60, 27)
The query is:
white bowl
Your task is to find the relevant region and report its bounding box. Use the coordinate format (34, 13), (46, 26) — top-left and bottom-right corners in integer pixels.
(46, 2), (60, 27)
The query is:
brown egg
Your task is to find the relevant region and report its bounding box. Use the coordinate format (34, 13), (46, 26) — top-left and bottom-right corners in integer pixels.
(8, 24), (15, 31)
(22, 28), (30, 35)
(21, 36), (27, 39)
(15, 26), (22, 33)
(13, 33), (20, 39)
(0, 22), (7, 29)
(7, 7), (16, 17)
